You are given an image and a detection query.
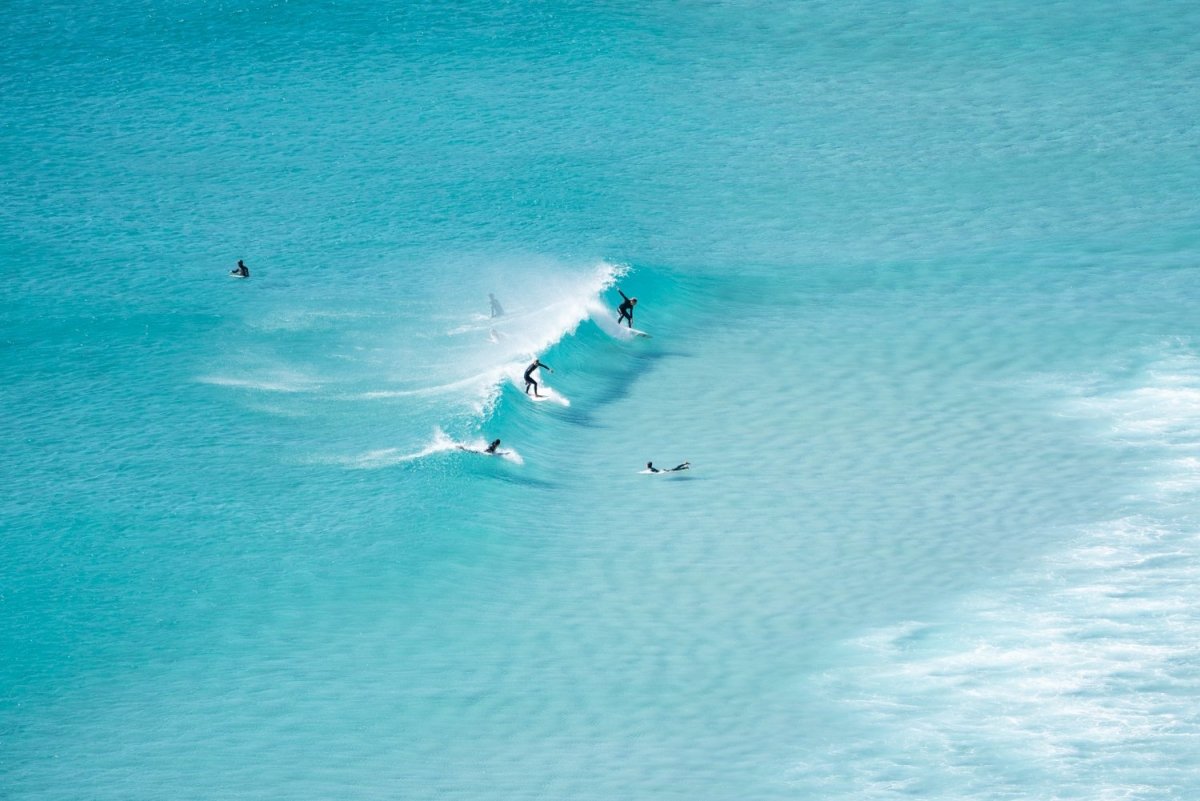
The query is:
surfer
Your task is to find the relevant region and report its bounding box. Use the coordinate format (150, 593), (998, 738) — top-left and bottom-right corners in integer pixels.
(231, 259), (249, 278)
(647, 461), (689, 473)
(616, 287), (637, 328)
(524, 359), (553, 397)
(485, 438), (501, 454)
(489, 293), (504, 317)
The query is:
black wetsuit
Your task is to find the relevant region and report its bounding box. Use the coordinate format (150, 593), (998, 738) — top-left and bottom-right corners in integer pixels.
(617, 290), (634, 327)
(489, 296), (504, 317)
(524, 360), (549, 396)
(232, 261), (249, 277)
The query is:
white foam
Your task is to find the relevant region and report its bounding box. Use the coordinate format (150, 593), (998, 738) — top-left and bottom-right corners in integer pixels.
(1064, 345), (1200, 499)
(354, 260), (621, 413)
(197, 372), (322, 393)
(788, 346), (1200, 798)
(349, 369), (506, 400)
(792, 517), (1200, 797)
(504, 360), (570, 407)
(327, 428), (523, 469)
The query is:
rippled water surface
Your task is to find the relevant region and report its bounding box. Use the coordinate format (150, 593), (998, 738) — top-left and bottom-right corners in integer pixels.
(4, 2), (1200, 798)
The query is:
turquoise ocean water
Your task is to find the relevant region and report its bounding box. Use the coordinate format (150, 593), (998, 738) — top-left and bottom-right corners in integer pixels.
(4, 1), (1200, 797)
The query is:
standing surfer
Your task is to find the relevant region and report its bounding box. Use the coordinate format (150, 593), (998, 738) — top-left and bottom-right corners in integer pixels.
(616, 287), (637, 328)
(489, 293), (504, 317)
(485, 439), (502, 454)
(524, 358), (553, 398)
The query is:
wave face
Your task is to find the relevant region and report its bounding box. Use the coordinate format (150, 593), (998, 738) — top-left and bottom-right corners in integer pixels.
(4, 2), (1200, 800)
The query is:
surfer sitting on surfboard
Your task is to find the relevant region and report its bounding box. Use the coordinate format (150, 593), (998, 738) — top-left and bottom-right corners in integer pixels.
(524, 359), (553, 398)
(616, 287), (637, 328)
(647, 461), (689, 473)
(231, 259), (249, 278)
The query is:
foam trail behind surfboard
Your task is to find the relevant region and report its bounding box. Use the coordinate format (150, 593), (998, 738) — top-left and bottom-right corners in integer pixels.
(330, 428), (523, 468)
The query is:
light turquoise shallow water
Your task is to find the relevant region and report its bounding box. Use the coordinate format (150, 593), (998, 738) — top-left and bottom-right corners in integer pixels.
(4, 2), (1200, 798)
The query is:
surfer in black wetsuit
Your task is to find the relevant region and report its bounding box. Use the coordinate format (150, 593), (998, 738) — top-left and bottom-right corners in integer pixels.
(231, 259), (249, 277)
(489, 293), (504, 318)
(524, 359), (552, 397)
(646, 461), (689, 473)
(616, 288), (637, 328)
(485, 439), (501, 454)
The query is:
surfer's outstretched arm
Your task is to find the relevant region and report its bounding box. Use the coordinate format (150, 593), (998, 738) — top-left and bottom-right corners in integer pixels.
(617, 288), (629, 302)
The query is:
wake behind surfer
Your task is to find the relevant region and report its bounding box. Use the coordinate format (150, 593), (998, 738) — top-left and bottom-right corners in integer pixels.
(524, 358), (553, 397)
(616, 287), (637, 328)
(231, 259), (249, 278)
(647, 461), (689, 473)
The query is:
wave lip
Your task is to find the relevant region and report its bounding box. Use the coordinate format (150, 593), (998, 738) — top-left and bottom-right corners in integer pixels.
(355, 260), (625, 416)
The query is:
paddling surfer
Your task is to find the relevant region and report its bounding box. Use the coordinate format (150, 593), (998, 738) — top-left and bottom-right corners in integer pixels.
(646, 461), (689, 473)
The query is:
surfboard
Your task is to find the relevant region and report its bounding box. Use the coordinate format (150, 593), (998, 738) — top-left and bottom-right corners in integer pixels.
(525, 386), (570, 406)
(640, 463), (690, 474)
(629, 328), (651, 338)
(458, 445), (509, 457)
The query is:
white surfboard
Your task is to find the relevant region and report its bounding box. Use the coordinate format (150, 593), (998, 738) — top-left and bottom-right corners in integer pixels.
(524, 385), (570, 406)
(459, 445), (508, 457)
(640, 463), (690, 474)
(511, 366), (570, 406)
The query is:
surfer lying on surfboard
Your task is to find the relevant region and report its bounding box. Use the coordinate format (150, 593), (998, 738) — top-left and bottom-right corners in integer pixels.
(458, 438), (504, 456)
(646, 461), (689, 473)
(616, 287), (637, 328)
(524, 359), (553, 398)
